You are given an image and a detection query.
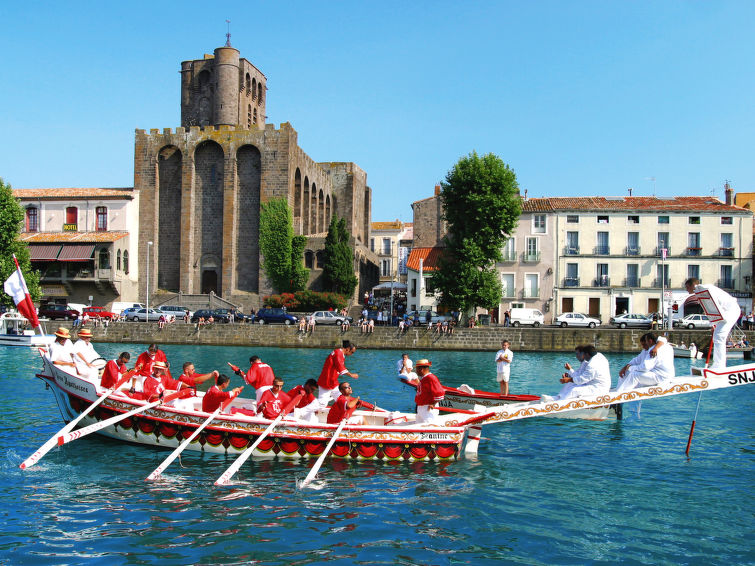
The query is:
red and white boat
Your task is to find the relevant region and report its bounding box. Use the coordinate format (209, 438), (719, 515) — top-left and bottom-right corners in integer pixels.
(37, 355), (493, 464)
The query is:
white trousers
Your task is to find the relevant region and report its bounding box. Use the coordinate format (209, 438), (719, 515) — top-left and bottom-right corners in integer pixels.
(616, 370), (662, 393)
(416, 405), (439, 425)
(317, 386), (340, 407)
(711, 318), (737, 369)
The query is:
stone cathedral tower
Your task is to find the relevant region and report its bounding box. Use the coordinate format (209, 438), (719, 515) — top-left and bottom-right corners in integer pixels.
(135, 43), (377, 307)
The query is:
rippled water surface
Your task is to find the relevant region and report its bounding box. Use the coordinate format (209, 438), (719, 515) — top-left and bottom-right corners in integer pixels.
(2, 342), (753, 565)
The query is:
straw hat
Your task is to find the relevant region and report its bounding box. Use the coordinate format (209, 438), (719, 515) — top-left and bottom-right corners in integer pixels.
(415, 359), (432, 367)
(54, 327), (70, 339)
(78, 328), (93, 338)
(153, 361), (168, 370)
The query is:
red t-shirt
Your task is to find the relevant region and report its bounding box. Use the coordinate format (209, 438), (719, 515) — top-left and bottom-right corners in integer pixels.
(327, 394), (356, 424)
(101, 359), (127, 389)
(135, 350), (171, 378)
(286, 385), (315, 408)
(178, 373), (197, 387)
(257, 389), (292, 420)
(318, 348), (347, 390)
(414, 372), (445, 406)
(244, 362), (275, 389)
(202, 385), (232, 413)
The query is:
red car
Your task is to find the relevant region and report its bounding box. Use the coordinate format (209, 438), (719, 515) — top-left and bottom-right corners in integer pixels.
(82, 306), (116, 320)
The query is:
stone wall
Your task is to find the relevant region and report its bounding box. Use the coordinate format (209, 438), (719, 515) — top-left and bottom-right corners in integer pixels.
(55, 322), (744, 354)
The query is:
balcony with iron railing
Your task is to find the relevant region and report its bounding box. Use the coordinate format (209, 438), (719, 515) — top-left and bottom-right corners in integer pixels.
(593, 246), (610, 255)
(563, 277), (580, 287)
(594, 276), (610, 287)
(625, 246), (641, 256)
(564, 246), (580, 255)
(655, 246), (671, 256)
(501, 287), (516, 298)
(624, 277), (641, 287)
(501, 250), (517, 262)
(686, 247), (702, 257)
(522, 251), (541, 263)
(652, 278), (671, 288)
(717, 247), (735, 257)
(718, 278), (735, 289)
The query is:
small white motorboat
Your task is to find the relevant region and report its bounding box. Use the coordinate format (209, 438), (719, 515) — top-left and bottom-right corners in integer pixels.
(0, 311), (54, 347)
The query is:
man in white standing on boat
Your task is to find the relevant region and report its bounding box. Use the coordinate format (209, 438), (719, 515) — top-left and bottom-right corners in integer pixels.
(541, 345), (611, 402)
(72, 328), (100, 379)
(494, 340), (514, 395)
(684, 277), (741, 369)
(615, 333), (675, 392)
(47, 327), (76, 371)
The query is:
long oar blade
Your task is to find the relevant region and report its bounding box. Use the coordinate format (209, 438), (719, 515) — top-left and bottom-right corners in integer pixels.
(298, 419), (347, 490)
(20, 369), (136, 469)
(146, 396), (235, 481)
(57, 389), (189, 446)
(215, 392), (303, 486)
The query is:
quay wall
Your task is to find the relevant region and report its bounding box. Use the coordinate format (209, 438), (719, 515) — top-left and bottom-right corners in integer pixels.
(50, 322), (742, 353)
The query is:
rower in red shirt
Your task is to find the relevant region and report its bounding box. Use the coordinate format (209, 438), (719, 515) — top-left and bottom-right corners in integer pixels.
(135, 344), (172, 379)
(231, 355), (276, 404)
(287, 378), (319, 422)
(317, 340), (358, 407)
(326, 382), (362, 424)
(413, 359), (445, 425)
(202, 373), (243, 413)
(177, 361), (218, 388)
(257, 378), (291, 420)
(101, 352), (131, 389)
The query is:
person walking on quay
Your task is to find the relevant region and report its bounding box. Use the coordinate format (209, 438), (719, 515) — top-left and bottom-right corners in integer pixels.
(495, 340), (514, 395)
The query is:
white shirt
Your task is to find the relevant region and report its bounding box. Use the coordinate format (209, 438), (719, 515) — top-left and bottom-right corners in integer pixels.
(73, 339), (99, 364)
(574, 352), (612, 393)
(495, 348), (513, 372)
(637, 338), (675, 380)
(48, 339), (74, 364)
(397, 357), (413, 374)
(694, 284), (740, 322)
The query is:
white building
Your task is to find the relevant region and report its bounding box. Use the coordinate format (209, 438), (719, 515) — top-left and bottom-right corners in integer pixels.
(14, 187), (141, 307)
(370, 220), (412, 284)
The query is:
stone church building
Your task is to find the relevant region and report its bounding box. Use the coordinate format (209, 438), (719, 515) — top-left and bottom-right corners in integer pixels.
(136, 43), (377, 307)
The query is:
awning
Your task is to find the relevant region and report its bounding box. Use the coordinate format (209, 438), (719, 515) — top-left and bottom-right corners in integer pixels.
(29, 244), (62, 261)
(57, 244), (95, 261)
(373, 281), (408, 291)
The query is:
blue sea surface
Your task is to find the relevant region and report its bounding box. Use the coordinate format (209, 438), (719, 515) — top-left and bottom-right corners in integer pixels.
(1, 342), (753, 565)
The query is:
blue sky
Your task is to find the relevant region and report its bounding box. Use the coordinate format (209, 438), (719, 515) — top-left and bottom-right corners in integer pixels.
(2, 1), (754, 222)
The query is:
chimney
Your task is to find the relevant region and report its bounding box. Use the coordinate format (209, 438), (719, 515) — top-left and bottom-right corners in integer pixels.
(628, 187), (633, 196)
(524, 189), (528, 201)
(434, 184), (441, 196)
(724, 181), (733, 205)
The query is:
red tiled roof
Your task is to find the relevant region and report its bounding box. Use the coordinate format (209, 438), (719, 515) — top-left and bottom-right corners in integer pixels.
(522, 196), (749, 213)
(13, 188), (135, 199)
(406, 247), (445, 272)
(19, 231), (129, 243)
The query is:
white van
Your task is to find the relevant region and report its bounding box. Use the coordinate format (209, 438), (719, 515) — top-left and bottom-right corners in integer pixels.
(110, 302), (145, 315)
(509, 308), (544, 327)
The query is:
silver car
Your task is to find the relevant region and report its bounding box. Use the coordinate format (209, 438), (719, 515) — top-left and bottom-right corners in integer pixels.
(128, 308), (164, 322)
(609, 313), (653, 329)
(310, 311), (352, 325)
(674, 314), (713, 329)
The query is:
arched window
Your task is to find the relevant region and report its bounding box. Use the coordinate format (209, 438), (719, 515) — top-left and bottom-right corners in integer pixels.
(123, 250), (129, 274)
(99, 249), (110, 269)
(253, 108), (257, 124)
(248, 104), (252, 128)
(117, 250), (121, 271)
(252, 78), (257, 100)
(26, 207), (38, 232)
(245, 73), (251, 94)
(258, 83), (263, 104)
(304, 250), (314, 269)
(316, 251), (325, 269)
(96, 206), (107, 231)
(65, 207), (78, 231)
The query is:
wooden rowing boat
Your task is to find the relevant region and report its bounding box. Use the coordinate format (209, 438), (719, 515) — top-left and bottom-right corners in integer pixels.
(37, 355), (492, 463)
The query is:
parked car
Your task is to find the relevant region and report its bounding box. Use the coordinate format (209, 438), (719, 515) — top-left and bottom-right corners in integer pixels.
(555, 312), (600, 328)
(111, 302), (145, 316)
(159, 305), (193, 320)
(127, 308), (164, 322)
(674, 314), (713, 329)
(255, 308), (298, 325)
(190, 309), (227, 323)
(82, 306), (116, 321)
(310, 310), (352, 325)
(213, 308), (253, 323)
(121, 307), (141, 320)
(509, 308), (545, 327)
(39, 304), (80, 320)
(406, 310), (453, 324)
(609, 313), (653, 329)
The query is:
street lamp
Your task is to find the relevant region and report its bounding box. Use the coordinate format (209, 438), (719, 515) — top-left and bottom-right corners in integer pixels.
(146, 241), (153, 318)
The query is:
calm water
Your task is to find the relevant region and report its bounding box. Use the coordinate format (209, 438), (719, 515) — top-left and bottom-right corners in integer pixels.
(1, 342), (753, 565)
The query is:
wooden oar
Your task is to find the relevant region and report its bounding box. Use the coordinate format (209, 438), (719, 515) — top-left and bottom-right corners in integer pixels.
(57, 388), (191, 446)
(686, 330), (715, 456)
(146, 395), (237, 481)
(297, 418), (348, 490)
(20, 368), (137, 470)
(214, 392), (303, 485)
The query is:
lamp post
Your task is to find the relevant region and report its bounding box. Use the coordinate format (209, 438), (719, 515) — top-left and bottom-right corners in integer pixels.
(146, 241), (153, 318)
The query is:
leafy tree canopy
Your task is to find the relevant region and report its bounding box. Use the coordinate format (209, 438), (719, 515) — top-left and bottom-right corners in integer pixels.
(0, 178), (40, 308)
(322, 216), (358, 296)
(430, 151), (521, 314)
(259, 198), (309, 293)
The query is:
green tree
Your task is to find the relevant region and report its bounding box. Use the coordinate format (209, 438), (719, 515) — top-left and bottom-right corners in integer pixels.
(322, 216), (358, 296)
(259, 198), (309, 293)
(0, 178), (40, 308)
(430, 151), (521, 315)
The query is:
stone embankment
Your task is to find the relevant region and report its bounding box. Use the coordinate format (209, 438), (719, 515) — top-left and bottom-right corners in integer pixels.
(49, 322), (741, 353)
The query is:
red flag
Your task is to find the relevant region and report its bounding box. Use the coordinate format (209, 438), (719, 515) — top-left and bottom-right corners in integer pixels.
(3, 255), (40, 328)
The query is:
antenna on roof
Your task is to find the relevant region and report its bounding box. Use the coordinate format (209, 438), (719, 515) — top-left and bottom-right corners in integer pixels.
(628, 187), (633, 196)
(225, 19), (232, 47)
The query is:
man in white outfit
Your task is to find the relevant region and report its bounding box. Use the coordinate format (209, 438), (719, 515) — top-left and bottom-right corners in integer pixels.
(615, 333), (675, 392)
(542, 345), (611, 401)
(685, 277), (740, 369)
(72, 328), (101, 379)
(494, 340), (514, 395)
